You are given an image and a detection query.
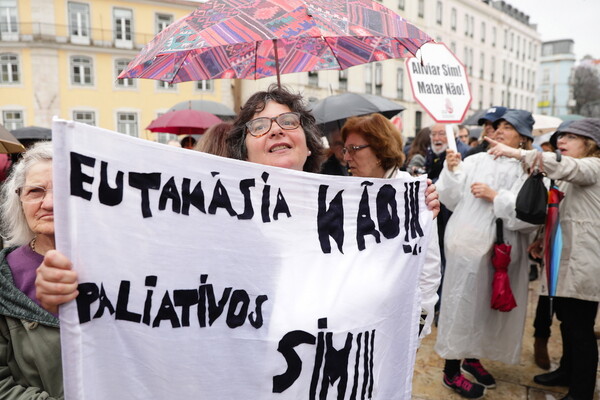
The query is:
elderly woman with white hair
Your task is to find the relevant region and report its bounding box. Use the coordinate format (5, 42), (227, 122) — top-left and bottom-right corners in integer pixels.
(0, 141), (63, 399)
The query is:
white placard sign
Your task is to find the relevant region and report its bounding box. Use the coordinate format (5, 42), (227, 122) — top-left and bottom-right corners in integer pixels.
(53, 120), (433, 400)
(406, 42), (472, 124)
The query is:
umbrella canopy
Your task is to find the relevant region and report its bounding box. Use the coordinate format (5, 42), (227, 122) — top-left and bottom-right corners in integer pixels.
(118, 0), (433, 87)
(312, 93), (405, 125)
(0, 124), (25, 154)
(544, 182), (564, 298)
(10, 126), (52, 141)
(168, 100), (237, 119)
(490, 218), (517, 312)
(147, 110), (222, 135)
(532, 114), (563, 136)
(462, 109), (487, 126)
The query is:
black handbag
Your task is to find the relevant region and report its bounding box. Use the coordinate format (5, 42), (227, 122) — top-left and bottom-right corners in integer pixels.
(515, 152), (547, 225)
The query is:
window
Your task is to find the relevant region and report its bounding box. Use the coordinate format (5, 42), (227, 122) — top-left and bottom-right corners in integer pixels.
(470, 16), (474, 38)
(490, 56), (495, 82)
(396, 67), (404, 99)
(71, 56), (93, 86)
(68, 2), (90, 44)
(2, 109), (22, 130)
(489, 88), (494, 107)
(533, 44), (537, 61)
(450, 41), (456, 54)
(492, 27), (496, 47)
(542, 68), (549, 84)
(117, 112), (138, 137)
(502, 60), (506, 84)
(398, 0), (405, 10)
(114, 8), (133, 48)
(503, 29), (507, 49)
(364, 64), (372, 94)
(468, 48), (473, 76)
(516, 36), (520, 59)
(509, 32), (514, 51)
(435, 1), (442, 25)
(156, 132), (178, 144)
(374, 63), (382, 95)
(415, 111), (422, 136)
(450, 8), (456, 31)
(155, 13), (173, 34)
(478, 85), (483, 109)
(418, 0), (424, 18)
(515, 65), (518, 88)
(308, 71), (318, 87)
(479, 52), (484, 79)
(0, 0), (18, 39)
(115, 59), (135, 87)
(0, 53), (19, 84)
(480, 22), (486, 43)
(196, 79), (213, 91)
(73, 111), (95, 126)
(464, 14), (469, 36)
(339, 70), (347, 91)
(157, 80), (175, 90)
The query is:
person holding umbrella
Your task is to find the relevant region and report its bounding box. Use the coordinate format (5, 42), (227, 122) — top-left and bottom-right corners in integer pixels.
(487, 118), (600, 400)
(434, 110), (540, 399)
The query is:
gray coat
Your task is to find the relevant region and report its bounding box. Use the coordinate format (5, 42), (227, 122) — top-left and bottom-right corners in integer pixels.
(0, 246), (63, 399)
(523, 151), (600, 302)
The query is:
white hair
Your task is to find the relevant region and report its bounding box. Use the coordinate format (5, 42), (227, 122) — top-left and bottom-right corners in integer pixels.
(0, 141), (53, 245)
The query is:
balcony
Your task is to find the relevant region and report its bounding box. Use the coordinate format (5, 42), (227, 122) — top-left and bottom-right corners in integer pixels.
(0, 22), (156, 50)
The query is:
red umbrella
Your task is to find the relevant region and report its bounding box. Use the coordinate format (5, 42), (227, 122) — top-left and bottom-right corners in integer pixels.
(118, 0), (433, 87)
(490, 218), (517, 312)
(146, 110), (222, 135)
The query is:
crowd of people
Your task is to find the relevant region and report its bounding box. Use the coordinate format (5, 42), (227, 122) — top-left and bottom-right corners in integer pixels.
(0, 86), (598, 400)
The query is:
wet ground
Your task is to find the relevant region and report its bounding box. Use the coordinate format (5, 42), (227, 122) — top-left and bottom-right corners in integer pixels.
(412, 275), (600, 400)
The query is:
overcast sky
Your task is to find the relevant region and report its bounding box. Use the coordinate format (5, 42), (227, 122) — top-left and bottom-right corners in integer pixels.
(513, 0), (599, 62)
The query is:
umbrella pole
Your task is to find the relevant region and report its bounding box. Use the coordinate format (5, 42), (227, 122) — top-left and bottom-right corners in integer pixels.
(548, 296), (554, 320)
(274, 39), (281, 89)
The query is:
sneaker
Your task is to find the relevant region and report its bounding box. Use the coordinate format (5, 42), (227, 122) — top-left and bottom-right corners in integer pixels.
(461, 360), (496, 388)
(442, 373), (486, 399)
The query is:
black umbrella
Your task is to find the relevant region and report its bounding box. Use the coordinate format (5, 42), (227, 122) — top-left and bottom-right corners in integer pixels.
(0, 124), (25, 153)
(311, 93), (405, 129)
(462, 109), (487, 126)
(168, 100), (236, 120)
(10, 126), (52, 140)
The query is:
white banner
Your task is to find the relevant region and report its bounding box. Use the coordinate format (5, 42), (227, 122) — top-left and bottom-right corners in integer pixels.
(53, 120), (433, 400)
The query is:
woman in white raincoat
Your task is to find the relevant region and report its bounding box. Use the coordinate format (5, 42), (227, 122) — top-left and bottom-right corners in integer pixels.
(434, 110), (540, 399)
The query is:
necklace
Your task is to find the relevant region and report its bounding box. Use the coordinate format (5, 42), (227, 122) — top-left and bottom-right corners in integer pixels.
(30, 237), (37, 253)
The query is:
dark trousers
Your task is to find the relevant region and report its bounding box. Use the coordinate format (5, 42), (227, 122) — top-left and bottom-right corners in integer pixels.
(533, 295), (553, 338)
(555, 296), (598, 400)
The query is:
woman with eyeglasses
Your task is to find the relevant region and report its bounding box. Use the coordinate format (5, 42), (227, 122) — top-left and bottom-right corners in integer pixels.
(340, 113), (442, 342)
(0, 142), (63, 399)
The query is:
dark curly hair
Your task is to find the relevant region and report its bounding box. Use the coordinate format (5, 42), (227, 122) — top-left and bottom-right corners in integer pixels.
(341, 113), (405, 171)
(226, 84), (324, 173)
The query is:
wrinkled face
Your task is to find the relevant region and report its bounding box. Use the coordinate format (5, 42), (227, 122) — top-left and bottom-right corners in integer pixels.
(556, 132), (587, 158)
(494, 121), (522, 149)
(483, 121), (496, 139)
(430, 124), (448, 154)
(244, 101), (309, 171)
(343, 132), (384, 178)
(457, 128), (469, 144)
(21, 161), (54, 237)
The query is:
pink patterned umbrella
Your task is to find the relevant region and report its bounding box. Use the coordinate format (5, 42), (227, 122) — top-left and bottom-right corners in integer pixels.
(118, 0), (432, 86)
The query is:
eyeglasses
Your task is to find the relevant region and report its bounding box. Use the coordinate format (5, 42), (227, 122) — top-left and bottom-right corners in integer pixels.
(245, 112), (301, 138)
(342, 144), (370, 156)
(16, 185), (53, 203)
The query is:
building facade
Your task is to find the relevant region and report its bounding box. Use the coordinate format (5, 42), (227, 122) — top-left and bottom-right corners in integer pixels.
(1, 0), (541, 140)
(0, 0), (233, 141)
(536, 39), (576, 116)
